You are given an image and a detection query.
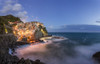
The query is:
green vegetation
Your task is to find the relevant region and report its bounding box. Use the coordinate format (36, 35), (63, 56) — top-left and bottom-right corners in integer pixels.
(0, 15), (22, 34)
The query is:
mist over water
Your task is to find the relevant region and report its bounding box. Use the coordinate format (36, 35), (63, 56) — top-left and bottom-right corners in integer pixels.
(14, 33), (100, 64)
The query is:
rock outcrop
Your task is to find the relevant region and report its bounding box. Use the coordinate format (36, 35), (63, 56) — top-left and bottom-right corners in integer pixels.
(92, 52), (100, 63)
(0, 34), (45, 64)
(13, 22), (48, 42)
(0, 15), (22, 34)
(0, 15), (46, 64)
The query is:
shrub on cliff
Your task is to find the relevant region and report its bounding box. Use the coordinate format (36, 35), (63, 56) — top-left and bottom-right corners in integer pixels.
(0, 15), (22, 34)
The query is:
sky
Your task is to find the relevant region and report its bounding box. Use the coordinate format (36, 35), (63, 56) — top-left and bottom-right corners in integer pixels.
(0, 0), (100, 32)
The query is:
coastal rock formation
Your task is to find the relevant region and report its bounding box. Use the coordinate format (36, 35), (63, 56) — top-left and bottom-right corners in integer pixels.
(92, 52), (100, 63)
(13, 22), (48, 42)
(0, 34), (45, 64)
(0, 15), (45, 64)
(0, 14), (48, 43)
(0, 15), (22, 34)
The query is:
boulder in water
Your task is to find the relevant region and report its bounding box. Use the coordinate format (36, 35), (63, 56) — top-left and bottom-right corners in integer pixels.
(92, 52), (100, 63)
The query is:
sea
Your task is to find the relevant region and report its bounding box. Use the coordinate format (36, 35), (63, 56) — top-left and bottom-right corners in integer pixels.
(14, 32), (100, 64)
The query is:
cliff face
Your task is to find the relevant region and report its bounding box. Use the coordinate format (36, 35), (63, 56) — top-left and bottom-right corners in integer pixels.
(0, 15), (45, 64)
(13, 22), (48, 42)
(0, 34), (45, 64)
(0, 15), (48, 42)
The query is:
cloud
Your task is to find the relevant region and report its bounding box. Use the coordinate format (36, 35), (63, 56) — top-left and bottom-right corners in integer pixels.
(96, 21), (100, 23)
(0, 0), (28, 22)
(48, 24), (100, 32)
(12, 3), (22, 11)
(48, 25), (54, 29)
(0, 4), (13, 13)
(16, 11), (28, 22)
(5, 0), (14, 4)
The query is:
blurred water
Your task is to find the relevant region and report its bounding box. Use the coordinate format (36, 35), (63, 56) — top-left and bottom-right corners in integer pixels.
(14, 32), (100, 64)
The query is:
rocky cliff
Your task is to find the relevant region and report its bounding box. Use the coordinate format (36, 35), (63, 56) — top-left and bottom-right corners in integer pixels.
(0, 15), (22, 34)
(0, 15), (45, 64)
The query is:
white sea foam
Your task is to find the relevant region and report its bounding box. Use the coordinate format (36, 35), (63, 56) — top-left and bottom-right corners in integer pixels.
(14, 40), (100, 64)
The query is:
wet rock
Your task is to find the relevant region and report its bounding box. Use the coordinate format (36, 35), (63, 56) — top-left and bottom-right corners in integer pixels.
(34, 59), (45, 64)
(24, 59), (32, 64)
(17, 58), (25, 63)
(93, 52), (100, 63)
(0, 35), (45, 64)
(12, 56), (19, 62)
(15, 41), (29, 46)
(35, 59), (40, 62)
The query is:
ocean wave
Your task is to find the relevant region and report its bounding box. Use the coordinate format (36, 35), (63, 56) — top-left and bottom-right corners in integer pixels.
(14, 39), (100, 64)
